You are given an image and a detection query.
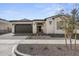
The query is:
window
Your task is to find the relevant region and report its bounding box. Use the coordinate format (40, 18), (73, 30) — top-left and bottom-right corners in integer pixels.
(37, 26), (43, 33)
(52, 18), (55, 20)
(57, 21), (63, 29)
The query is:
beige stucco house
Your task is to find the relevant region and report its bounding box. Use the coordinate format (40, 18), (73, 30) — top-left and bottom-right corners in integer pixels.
(0, 18), (12, 34)
(10, 15), (79, 34)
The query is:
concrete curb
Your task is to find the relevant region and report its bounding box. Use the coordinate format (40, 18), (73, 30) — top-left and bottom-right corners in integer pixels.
(12, 44), (31, 56)
(12, 44), (17, 56)
(18, 39), (78, 44)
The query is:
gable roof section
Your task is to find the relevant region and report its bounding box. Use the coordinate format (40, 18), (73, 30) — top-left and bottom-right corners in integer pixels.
(45, 14), (71, 20)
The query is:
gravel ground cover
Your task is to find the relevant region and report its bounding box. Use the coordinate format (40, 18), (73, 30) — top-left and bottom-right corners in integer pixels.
(17, 44), (79, 56)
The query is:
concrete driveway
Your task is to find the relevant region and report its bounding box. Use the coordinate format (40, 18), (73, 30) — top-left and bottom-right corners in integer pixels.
(0, 33), (27, 40)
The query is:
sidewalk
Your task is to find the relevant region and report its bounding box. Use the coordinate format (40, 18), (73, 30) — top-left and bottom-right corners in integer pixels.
(0, 39), (78, 44)
(0, 44), (15, 56)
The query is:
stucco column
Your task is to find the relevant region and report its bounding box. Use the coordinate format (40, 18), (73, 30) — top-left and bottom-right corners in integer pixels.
(12, 24), (15, 33)
(33, 22), (37, 34)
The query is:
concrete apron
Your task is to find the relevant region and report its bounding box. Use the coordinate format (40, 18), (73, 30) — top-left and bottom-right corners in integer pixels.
(0, 39), (78, 44)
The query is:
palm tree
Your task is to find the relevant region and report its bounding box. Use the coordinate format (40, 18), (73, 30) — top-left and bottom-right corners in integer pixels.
(71, 8), (79, 49)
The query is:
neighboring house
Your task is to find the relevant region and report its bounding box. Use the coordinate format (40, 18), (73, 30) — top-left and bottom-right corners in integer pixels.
(10, 15), (79, 34)
(0, 18), (12, 34)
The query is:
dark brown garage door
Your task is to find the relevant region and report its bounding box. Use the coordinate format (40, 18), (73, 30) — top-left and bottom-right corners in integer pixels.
(15, 24), (32, 33)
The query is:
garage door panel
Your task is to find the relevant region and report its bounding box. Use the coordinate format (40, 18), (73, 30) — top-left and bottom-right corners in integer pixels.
(15, 24), (32, 33)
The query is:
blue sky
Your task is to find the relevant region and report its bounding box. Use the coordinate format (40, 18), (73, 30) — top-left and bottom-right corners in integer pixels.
(0, 3), (78, 20)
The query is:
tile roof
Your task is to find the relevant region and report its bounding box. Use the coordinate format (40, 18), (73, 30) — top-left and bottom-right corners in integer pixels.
(33, 19), (45, 21)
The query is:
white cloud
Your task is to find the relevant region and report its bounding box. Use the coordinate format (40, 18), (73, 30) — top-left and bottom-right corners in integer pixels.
(39, 4), (64, 16)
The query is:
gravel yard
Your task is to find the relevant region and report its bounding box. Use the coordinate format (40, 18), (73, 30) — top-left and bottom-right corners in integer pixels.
(26, 35), (53, 39)
(16, 44), (79, 56)
(26, 35), (65, 39)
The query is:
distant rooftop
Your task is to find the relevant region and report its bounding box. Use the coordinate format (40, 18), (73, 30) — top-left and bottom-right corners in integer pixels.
(10, 18), (45, 22)
(0, 18), (8, 21)
(10, 18), (33, 22)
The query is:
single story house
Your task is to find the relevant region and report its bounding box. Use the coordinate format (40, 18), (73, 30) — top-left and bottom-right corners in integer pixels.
(10, 15), (79, 34)
(0, 18), (12, 34)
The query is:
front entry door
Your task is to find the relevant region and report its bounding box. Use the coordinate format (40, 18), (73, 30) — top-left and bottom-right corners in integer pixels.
(37, 26), (42, 33)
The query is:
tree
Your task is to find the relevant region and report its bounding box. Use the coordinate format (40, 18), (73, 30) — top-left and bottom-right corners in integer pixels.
(58, 7), (79, 49)
(60, 15), (74, 49)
